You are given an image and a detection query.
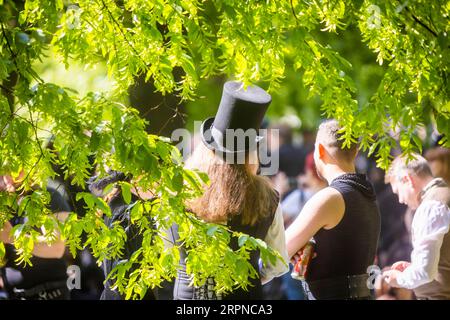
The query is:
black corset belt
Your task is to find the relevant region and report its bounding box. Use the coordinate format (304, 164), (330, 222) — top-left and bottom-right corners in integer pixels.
(308, 274), (372, 300)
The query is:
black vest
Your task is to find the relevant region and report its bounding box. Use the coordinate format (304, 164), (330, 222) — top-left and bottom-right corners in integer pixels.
(173, 200), (278, 300)
(306, 174), (380, 295)
(100, 193), (157, 300)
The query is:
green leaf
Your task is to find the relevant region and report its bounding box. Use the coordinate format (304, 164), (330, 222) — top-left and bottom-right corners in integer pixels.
(171, 171), (183, 193)
(130, 201), (143, 223)
(76, 192), (95, 208)
(206, 225), (219, 237)
(121, 182), (132, 204)
(0, 242), (5, 259)
(238, 234), (249, 247)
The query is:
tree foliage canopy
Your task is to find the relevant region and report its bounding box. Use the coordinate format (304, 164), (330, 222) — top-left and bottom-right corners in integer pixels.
(1, 0), (449, 299)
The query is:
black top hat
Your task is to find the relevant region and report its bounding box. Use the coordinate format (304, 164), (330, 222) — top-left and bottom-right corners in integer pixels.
(200, 81), (272, 155)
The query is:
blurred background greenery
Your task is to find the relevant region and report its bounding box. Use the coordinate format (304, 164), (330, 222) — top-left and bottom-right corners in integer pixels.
(33, 25), (387, 139)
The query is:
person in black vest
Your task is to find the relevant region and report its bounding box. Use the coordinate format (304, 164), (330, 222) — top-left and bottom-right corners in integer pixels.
(172, 81), (289, 300)
(0, 174), (70, 300)
(87, 171), (158, 300)
(286, 119), (381, 300)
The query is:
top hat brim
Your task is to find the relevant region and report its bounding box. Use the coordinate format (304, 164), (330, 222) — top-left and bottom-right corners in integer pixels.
(200, 117), (263, 155)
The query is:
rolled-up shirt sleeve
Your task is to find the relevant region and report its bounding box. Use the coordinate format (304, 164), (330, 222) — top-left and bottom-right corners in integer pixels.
(259, 204), (289, 285)
(397, 200), (450, 289)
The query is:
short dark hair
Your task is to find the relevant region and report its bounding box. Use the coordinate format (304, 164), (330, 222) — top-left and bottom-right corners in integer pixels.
(316, 119), (358, 163)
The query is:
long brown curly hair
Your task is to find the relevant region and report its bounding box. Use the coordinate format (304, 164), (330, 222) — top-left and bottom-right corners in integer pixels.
(184, 143), (279, 225)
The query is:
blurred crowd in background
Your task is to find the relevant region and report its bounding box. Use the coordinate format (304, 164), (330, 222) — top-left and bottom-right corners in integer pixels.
(1, 117), (449, 300)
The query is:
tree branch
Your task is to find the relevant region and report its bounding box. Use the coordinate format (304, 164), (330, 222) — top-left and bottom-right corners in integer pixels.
(403, 5), (438, 38)
(290, 0), (299, 23)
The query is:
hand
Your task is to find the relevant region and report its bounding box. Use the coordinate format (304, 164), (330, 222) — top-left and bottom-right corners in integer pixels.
(391, 261), (411, 272)
(374, 273), (391, 296)
(382, 269), (402, 288)
(290, 245), (317, 265)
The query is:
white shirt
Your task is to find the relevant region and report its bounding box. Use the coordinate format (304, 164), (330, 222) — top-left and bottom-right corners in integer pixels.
(259, 204), (290, 284)
(396, 199), (450, 289)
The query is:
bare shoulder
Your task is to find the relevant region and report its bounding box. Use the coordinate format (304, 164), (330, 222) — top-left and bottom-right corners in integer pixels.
(305, 187), (345, 229)
(309, 187), (344, 205)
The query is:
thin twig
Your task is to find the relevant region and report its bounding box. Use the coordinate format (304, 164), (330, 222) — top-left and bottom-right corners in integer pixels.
(1, 23), (19, 70)
(290, 0), (299, 23)
(0, 83), (13, 93)
(98, 0), (148, 68)
(157, 106), (182, 135)
(27, 106), (46, 158)
(409, 12), (438, 37)
(402, 4), (438, 38)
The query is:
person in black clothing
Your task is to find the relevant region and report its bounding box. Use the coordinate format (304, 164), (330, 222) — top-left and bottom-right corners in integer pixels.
(286, 119), (381, 300)
(45, 137), (105, 300)
(376, 185), (411, 269)
(87, 171), (158, 300)
(172, 81), (289, 300)
(276, 125), (314, 195)
(0, 175), (70, 300)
